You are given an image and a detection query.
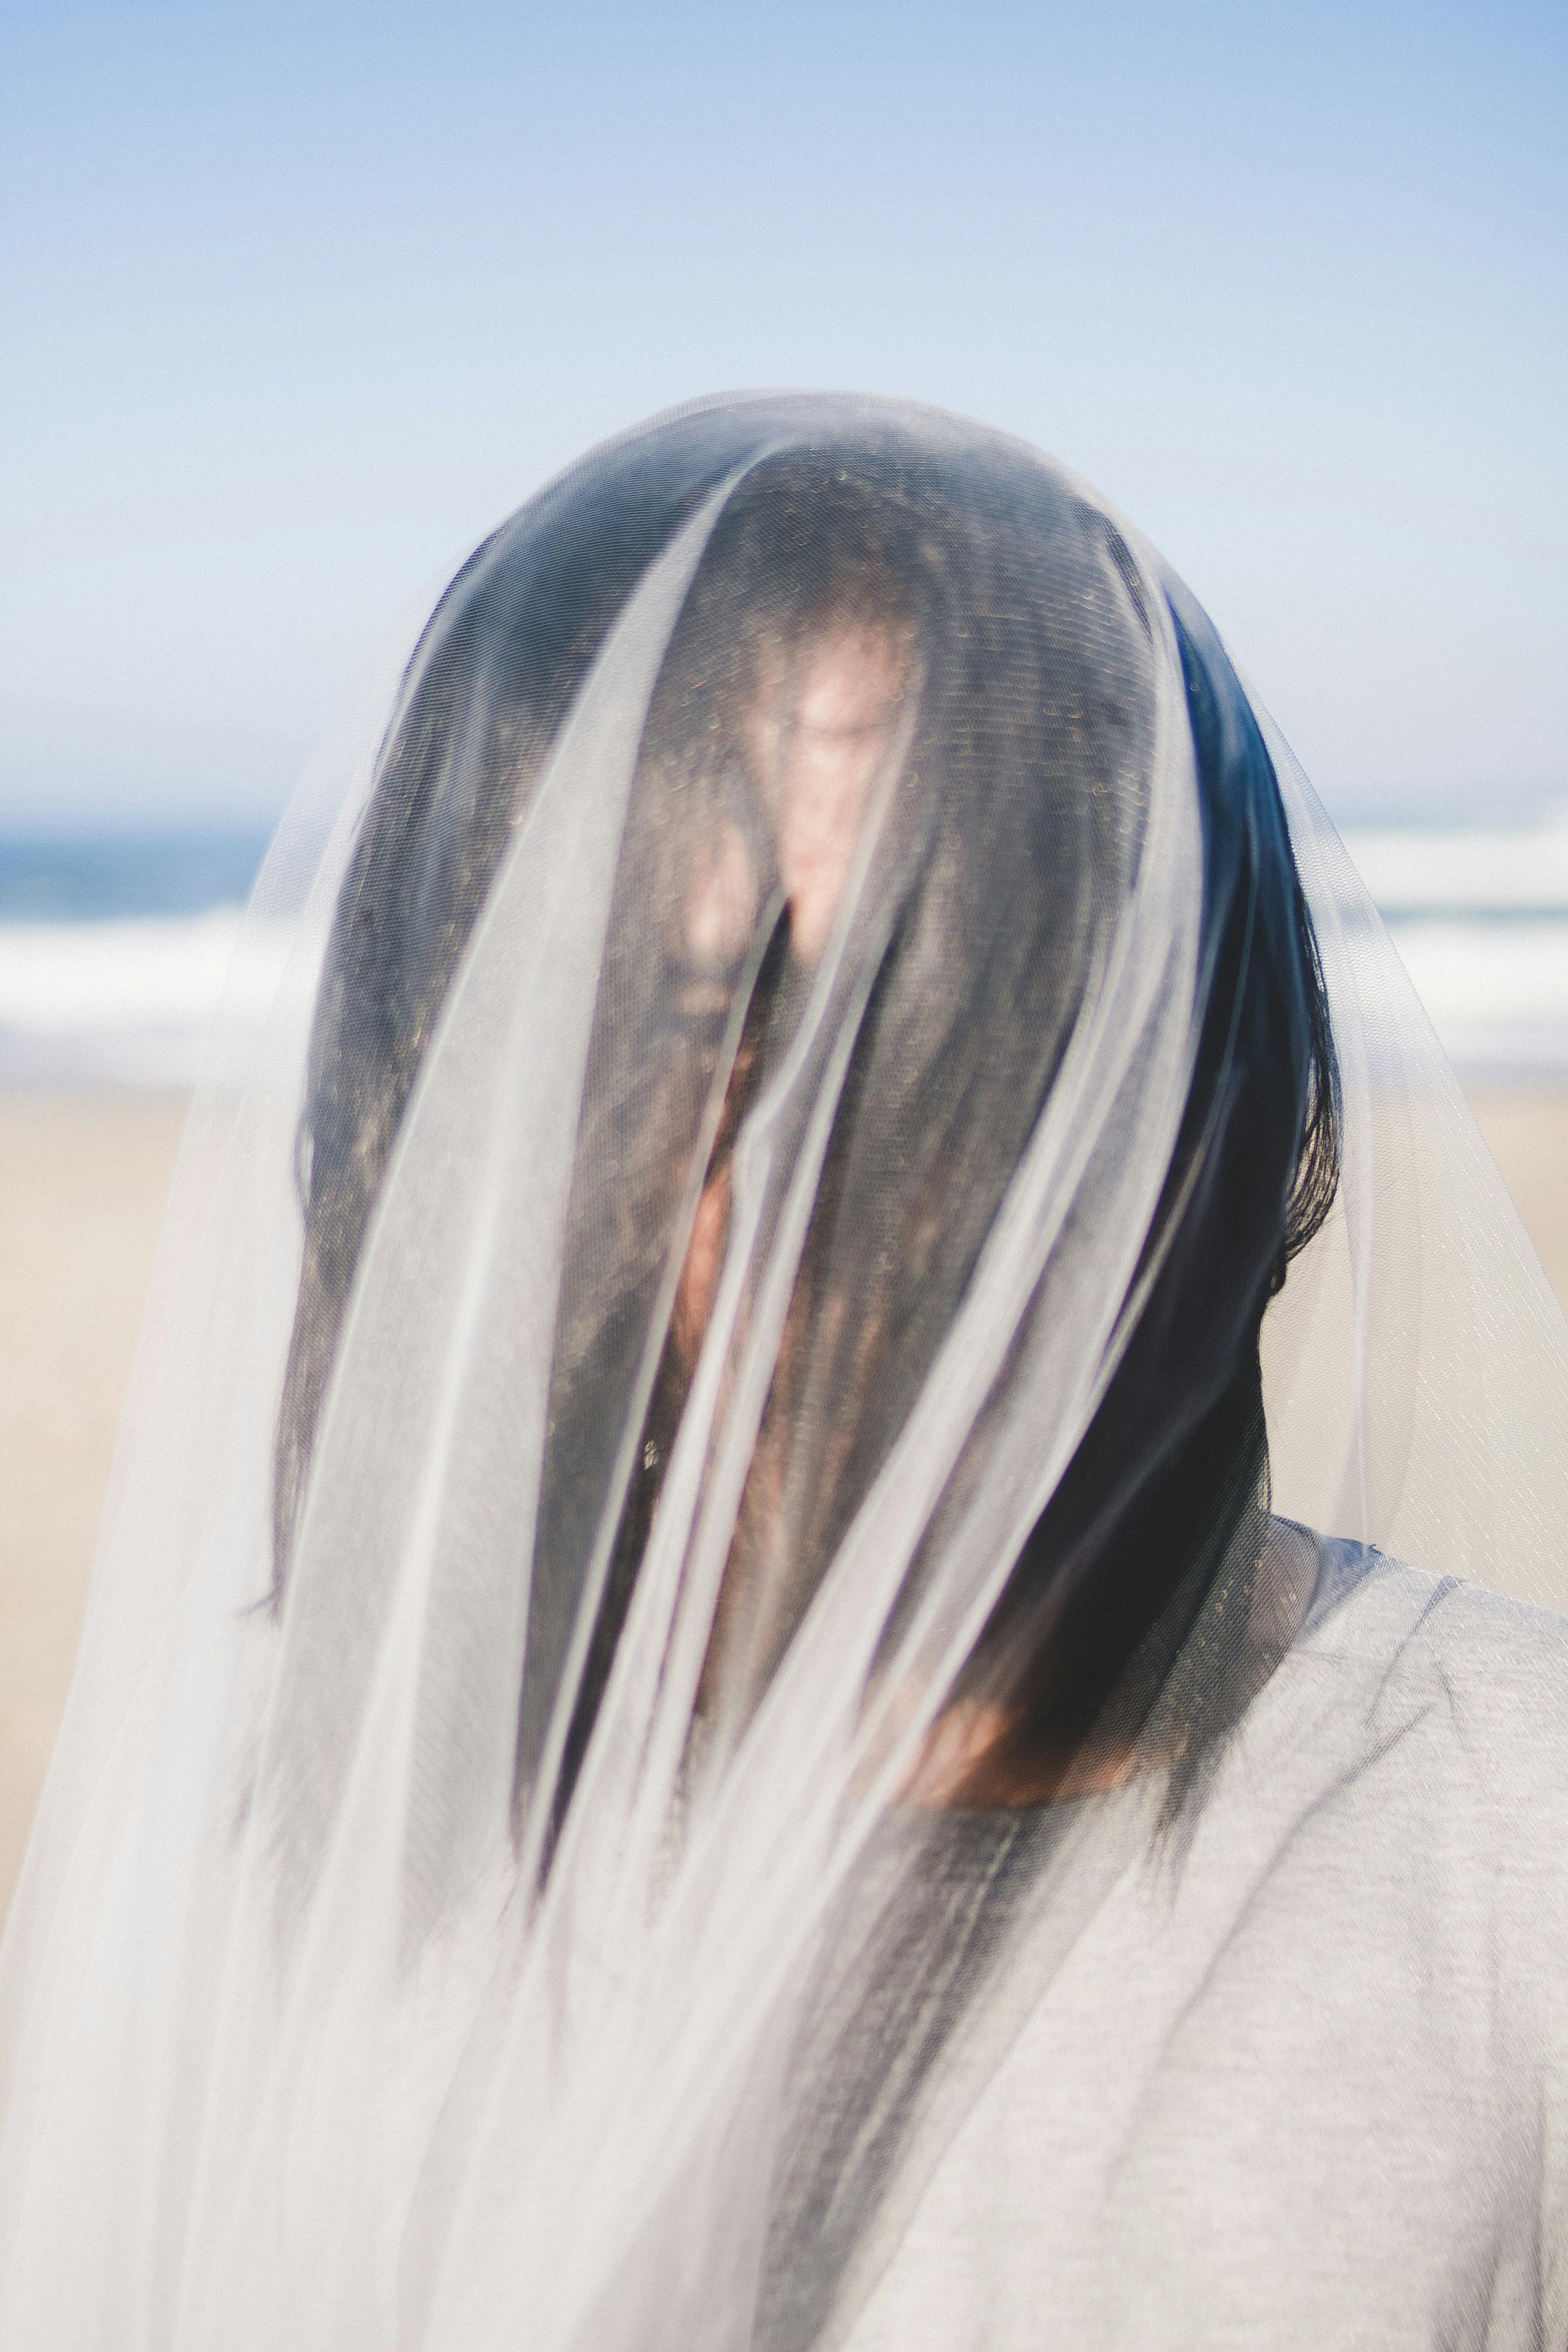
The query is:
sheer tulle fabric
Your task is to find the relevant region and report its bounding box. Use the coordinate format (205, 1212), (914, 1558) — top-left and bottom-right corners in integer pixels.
(0, 395), (1564, 2352)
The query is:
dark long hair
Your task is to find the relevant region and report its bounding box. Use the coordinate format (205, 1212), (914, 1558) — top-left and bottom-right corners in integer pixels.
(956, 577), (1341, 1805)
(273, 397), (1339, 1835)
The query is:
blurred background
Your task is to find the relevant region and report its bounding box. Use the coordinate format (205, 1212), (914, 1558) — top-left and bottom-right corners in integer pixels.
(1, 0), (1563, 1901)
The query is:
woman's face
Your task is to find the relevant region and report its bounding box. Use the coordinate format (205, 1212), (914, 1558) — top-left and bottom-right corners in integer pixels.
(666, 615), (912, 1718)
(672, 617), (911, 1370)
(681, 617), (912, 978)
(745, 618), (910, 964)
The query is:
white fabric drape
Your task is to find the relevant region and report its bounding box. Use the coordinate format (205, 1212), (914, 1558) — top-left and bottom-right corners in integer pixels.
(2, 394), (1565, 2352)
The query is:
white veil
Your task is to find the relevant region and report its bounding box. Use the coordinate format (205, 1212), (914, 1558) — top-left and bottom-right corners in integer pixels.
(1, 394), (1564, 2352)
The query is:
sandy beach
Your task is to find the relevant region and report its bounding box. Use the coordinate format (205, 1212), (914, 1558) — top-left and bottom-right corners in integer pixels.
(0, 1095), (185, 1909)
(1, 1084), (1565, 1915)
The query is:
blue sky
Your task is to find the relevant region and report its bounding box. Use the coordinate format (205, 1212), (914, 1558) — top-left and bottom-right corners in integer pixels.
(3, 0), (1563, 825)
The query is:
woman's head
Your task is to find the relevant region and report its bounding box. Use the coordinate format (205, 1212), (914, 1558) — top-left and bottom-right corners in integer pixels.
(275, 396), (1337, 1840)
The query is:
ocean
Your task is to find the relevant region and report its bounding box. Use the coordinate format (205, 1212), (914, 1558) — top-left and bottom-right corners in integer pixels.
(0, 830), (278, 1088)
(1, 818), (1567, 1088)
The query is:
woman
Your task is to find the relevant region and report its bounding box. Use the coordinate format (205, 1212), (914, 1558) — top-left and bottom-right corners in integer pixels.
(4, 394), (1568, 2348)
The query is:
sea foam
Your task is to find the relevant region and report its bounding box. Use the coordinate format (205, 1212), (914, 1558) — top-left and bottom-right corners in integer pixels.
(2, 818), (1568, 1085)
(0, 908), (294, 1088)
(1341, 812), (1568, 1072)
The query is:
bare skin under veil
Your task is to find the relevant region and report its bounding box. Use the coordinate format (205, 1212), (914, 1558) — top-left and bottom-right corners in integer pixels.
(3, 394), (1568, 2352)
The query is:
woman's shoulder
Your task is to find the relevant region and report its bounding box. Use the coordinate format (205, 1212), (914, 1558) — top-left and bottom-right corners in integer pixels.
(1285, 1526), (1568, 1816)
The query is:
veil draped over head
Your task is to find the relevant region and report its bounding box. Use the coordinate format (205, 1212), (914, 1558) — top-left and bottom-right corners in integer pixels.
(3, 395), (1567, 2350)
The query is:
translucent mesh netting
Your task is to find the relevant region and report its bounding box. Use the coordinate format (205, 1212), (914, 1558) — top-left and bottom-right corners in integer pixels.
(1, 394), (1565, 2351)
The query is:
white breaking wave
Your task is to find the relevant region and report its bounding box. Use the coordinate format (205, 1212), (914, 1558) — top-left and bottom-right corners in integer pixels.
(1342, 810), (1568, 915)
(4, 819), (1568, 1085)
(1336, 813), (1568, 1073)
(1383, 919), (1568, 1072)
(0, 908), (295, 1088)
